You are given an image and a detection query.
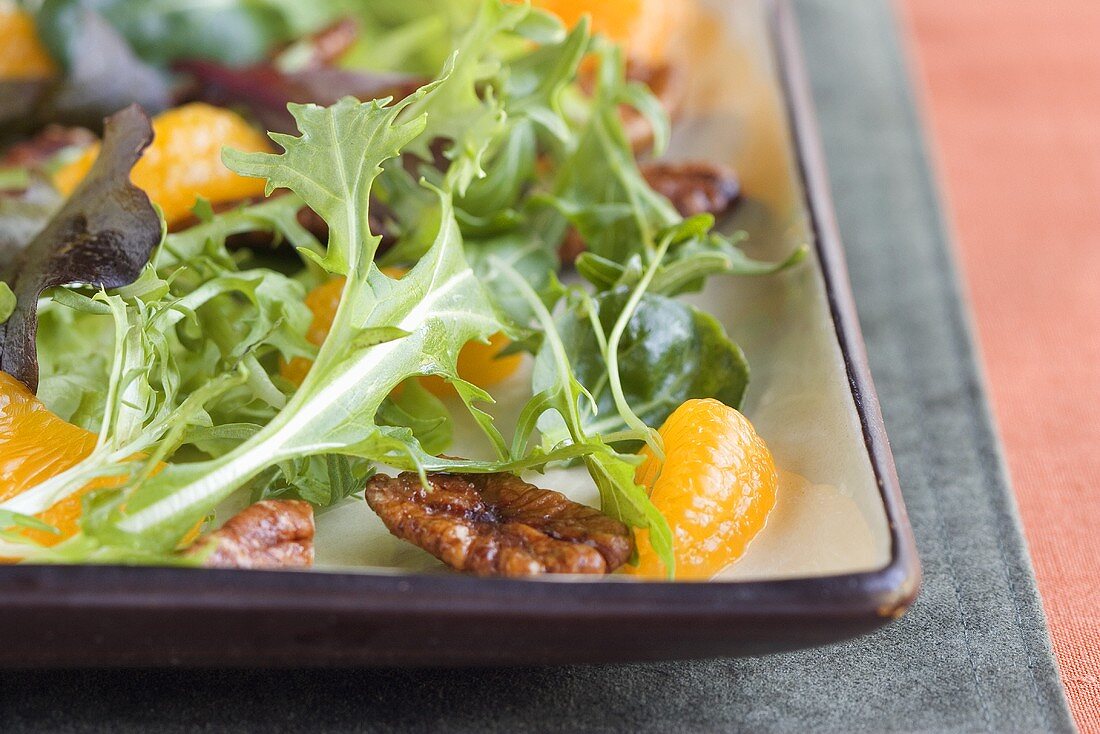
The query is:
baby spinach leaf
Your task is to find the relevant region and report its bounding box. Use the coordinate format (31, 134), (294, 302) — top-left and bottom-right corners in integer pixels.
(0, 104), (161, 391)
(535, 288), (750, 439)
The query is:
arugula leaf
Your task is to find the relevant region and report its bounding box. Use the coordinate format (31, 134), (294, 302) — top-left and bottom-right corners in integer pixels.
(338, 0), (483, 75)
(256, 454), (374, 509)
(0, 105), (161, 391)
(398, 1), (532, 196)
(544, 42), (677, 265)
(543, 44), (803, 295)
(493, 260), (676, 576)
(575, 216), (809, 297)
(535, 289), (750, 440)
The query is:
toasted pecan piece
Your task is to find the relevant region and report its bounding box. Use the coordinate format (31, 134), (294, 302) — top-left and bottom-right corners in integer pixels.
(641, 161), (742, 219)
(190, 500), (315, 569)
(559, 160), (741, 267)
(364, 472), (633, 577)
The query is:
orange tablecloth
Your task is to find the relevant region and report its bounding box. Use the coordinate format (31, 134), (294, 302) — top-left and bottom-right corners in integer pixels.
(901, 1), (1100, 730)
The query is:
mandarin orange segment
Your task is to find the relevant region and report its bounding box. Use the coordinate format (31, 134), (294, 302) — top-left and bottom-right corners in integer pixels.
(420, 332), (523, 397)
(628, 398), (778, 579)
(0, 8), (57, 79)
(0, 372), (171, 548)
(279, 275), (348, 386)
(0, 372), (103, 545)
(527, 0), (685, 64)
(53, 103), (272, 225)
(281, 274), (522, 394)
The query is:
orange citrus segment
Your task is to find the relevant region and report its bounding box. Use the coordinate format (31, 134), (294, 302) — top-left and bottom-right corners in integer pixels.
(628, 398), (778, 579)
(419, 331), (522, 397)
(0, 8), (57, 79)
(279, 275), (348, 387)
(0, 372), (109, 545)
(53, 103), (272, 225)
(0, 372), (173, 548)
(280, 274), (522, 395)
(527, 0), (686, 64)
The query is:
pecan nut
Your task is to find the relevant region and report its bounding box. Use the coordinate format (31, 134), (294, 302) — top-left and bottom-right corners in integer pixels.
(364, 472), (634, 577)
(560, 160), (742, 267)
(189, 500), (315, 569)
(641, 161), (742, 219)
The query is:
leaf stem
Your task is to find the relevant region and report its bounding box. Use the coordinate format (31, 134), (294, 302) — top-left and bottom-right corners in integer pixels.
(604, 234), (673, 460)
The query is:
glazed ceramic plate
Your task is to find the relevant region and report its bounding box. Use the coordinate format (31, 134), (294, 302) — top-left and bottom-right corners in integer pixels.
(0, 0), (920, 666)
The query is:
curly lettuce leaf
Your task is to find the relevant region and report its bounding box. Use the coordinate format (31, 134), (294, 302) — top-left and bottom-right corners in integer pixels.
(69, 94), (507, 553)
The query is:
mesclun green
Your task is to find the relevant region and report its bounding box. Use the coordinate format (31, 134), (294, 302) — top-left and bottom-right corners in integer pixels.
(0, 0), (804, 578)
(536, 288), (750, 442)
(78, 93), (484, 551)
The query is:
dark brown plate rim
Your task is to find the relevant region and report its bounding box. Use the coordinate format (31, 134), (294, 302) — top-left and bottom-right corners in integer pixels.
(0, 0), (921, 667)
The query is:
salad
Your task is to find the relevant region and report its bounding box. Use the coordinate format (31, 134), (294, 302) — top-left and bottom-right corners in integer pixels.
(0, 0), (802, 580)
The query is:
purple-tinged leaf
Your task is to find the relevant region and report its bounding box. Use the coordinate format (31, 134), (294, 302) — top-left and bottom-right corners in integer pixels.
(0, 104), (160, 392)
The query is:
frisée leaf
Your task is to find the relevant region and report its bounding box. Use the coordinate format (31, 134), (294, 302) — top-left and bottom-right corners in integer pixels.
(71, 93), (511, 553)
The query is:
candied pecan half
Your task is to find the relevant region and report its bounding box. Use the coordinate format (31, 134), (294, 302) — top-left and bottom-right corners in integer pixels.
(559, 161), (742, 267)
(364, 472), (633, 577)
(188, 500), (315, 569)
(641, 161), (742, 219)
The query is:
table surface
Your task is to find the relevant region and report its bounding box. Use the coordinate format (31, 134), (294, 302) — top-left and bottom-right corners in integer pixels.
(902, 1), (1100, 730)
(0, 1), (1085, 732)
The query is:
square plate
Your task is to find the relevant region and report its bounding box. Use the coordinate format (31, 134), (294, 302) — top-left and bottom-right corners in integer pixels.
(0, 0), (920, 667)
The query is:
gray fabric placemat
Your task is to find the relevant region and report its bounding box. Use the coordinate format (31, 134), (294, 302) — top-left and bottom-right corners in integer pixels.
(0, 1), (1077, 732)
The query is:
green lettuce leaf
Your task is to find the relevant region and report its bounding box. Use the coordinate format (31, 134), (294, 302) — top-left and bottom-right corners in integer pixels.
(69, 94), (507, 553)
(535, 289), (750, 440)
